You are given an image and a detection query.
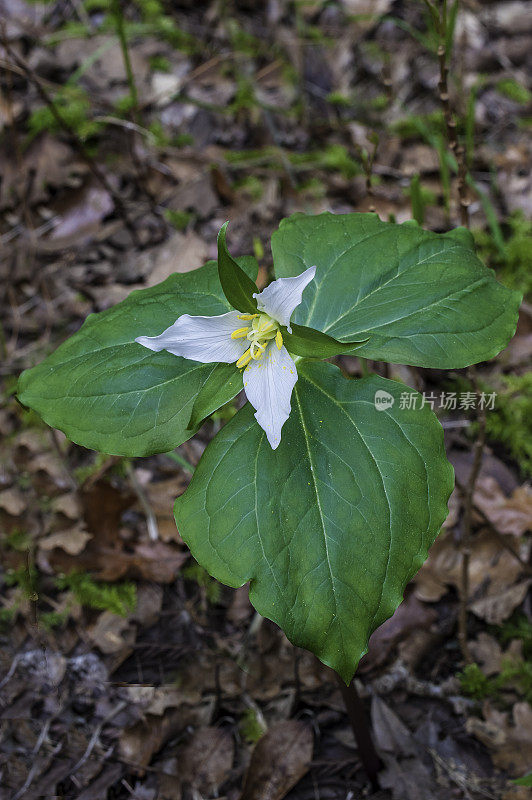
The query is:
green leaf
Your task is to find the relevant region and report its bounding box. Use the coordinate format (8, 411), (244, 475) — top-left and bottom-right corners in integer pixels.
(17, 258), (257, 456)
(217, 222), (259, 314)
(174, 362), (453, 682)
(282, 323), (368, 359)
(187, 362), (242, 430)
(272, 212), (521, 368)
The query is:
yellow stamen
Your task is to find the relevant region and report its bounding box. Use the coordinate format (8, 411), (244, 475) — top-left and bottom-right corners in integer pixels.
(231, 327), (250, 339)
(238, 313), (258, 320)
(236, 348), (252, 369)
(275, 330), (283, 350)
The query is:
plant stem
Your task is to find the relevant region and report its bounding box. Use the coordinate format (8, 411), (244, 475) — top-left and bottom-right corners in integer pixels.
(335, 674), (381, 790)
(436, 1), (470, 227)
(111, 0), (139, 121)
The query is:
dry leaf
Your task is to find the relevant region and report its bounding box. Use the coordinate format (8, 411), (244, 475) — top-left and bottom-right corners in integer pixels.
(51, 493), (82, 520)
(372, 696), (437, 800)
(475, 478), (532, 538)
(240, 721), (313, 800)
(88, 611), (135, 655)
(179, 727), (234, 794)
(468, 702), (532, 777)
(145, 231), (210, 286)
(470, 579), (532, 625)
(360, 591), (437, 673)
(414, 527), (530, 621)
(39, 527), (92, 555)
(49, 183), (114, 243)
(469, 632), (523, 676)
(0, 487), (26, 516)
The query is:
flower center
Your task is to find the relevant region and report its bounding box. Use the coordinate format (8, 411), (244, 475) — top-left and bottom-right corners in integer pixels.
(231, 313), (283, 369)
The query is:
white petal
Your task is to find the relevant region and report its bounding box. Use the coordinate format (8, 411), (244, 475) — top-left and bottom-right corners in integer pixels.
(243, 342), (297, 449)
(135, 311), (248, 364)
(252, 266), (316, 332)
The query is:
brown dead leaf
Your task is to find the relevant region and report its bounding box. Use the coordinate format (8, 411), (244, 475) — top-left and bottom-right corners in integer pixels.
(360, 591), (437, 673)
(49, 183), (114, 244)
(467, 701), (532, 777)
(55, 35), (150, 95)
(39, 527), (92, 555)
(414, 527), (530, 622)
(48, 535), (187, 582)
(146, 231), (210, 286)
(179, 727), (234, 794)
(139, 475), (187, 543)
(475, 478), (532, 538)
(372, 696), (437, 800)
(88, 610), (135, 655)
(0, 487), (26, 516)
(470, 579), (532, 625)
(51, 492), (82, 520)
(469, 632), (523, 677)
(0, 134), (79, 210)
(118, 703), (215, 773)
(240, 721), (313, 800)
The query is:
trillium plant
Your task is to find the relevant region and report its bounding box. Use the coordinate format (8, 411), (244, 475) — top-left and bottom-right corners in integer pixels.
(18, 213), (521, 683)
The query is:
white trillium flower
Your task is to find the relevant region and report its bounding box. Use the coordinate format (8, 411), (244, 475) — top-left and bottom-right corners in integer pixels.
(135, 266), (316, 449)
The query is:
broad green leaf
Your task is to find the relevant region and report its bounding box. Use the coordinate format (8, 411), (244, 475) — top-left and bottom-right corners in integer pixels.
(282, 322), (368, 359)
(217, 222), (258, 314)
(17, 258), (257, 456)
(271, 212), (521, 368)
(174, 362), (454, 682)
(187, 362), (242, 431)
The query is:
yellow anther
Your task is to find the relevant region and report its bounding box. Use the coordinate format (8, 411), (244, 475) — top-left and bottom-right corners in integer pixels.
(236, 348), (252, 369)
(238, 313), (258, 320)
(275, 330), (283, 350)
(231, 327), (250, 339)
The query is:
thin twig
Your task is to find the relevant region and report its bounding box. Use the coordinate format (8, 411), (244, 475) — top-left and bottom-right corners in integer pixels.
(70, 700), (127, 775)
(434, 1), (483, 664)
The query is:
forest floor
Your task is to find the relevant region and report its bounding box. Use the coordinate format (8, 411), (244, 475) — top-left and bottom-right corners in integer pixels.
(1, 1), (531, 798)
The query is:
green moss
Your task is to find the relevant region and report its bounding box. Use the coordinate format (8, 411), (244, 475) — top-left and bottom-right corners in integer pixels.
(239, 707), (267, 743)
(459, 663), (494, 700)
(40, 609), (70, 630)
(390, 110), (445, 140)
(5, 565), (39, 601)
(2, 528), (31, 552)
(28, 86), (102, 142)
(183, 560), (221, 604)
(234, 175), (263, 200)
(164, 209), (193, 231)
(327, 92), (352, 108)
(498, 613), (532, 661)
(484, 373), (532, 477)
(473, 211), (532, 296)
(149, 55), (171, 72)
(56, 571), (136, 616)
